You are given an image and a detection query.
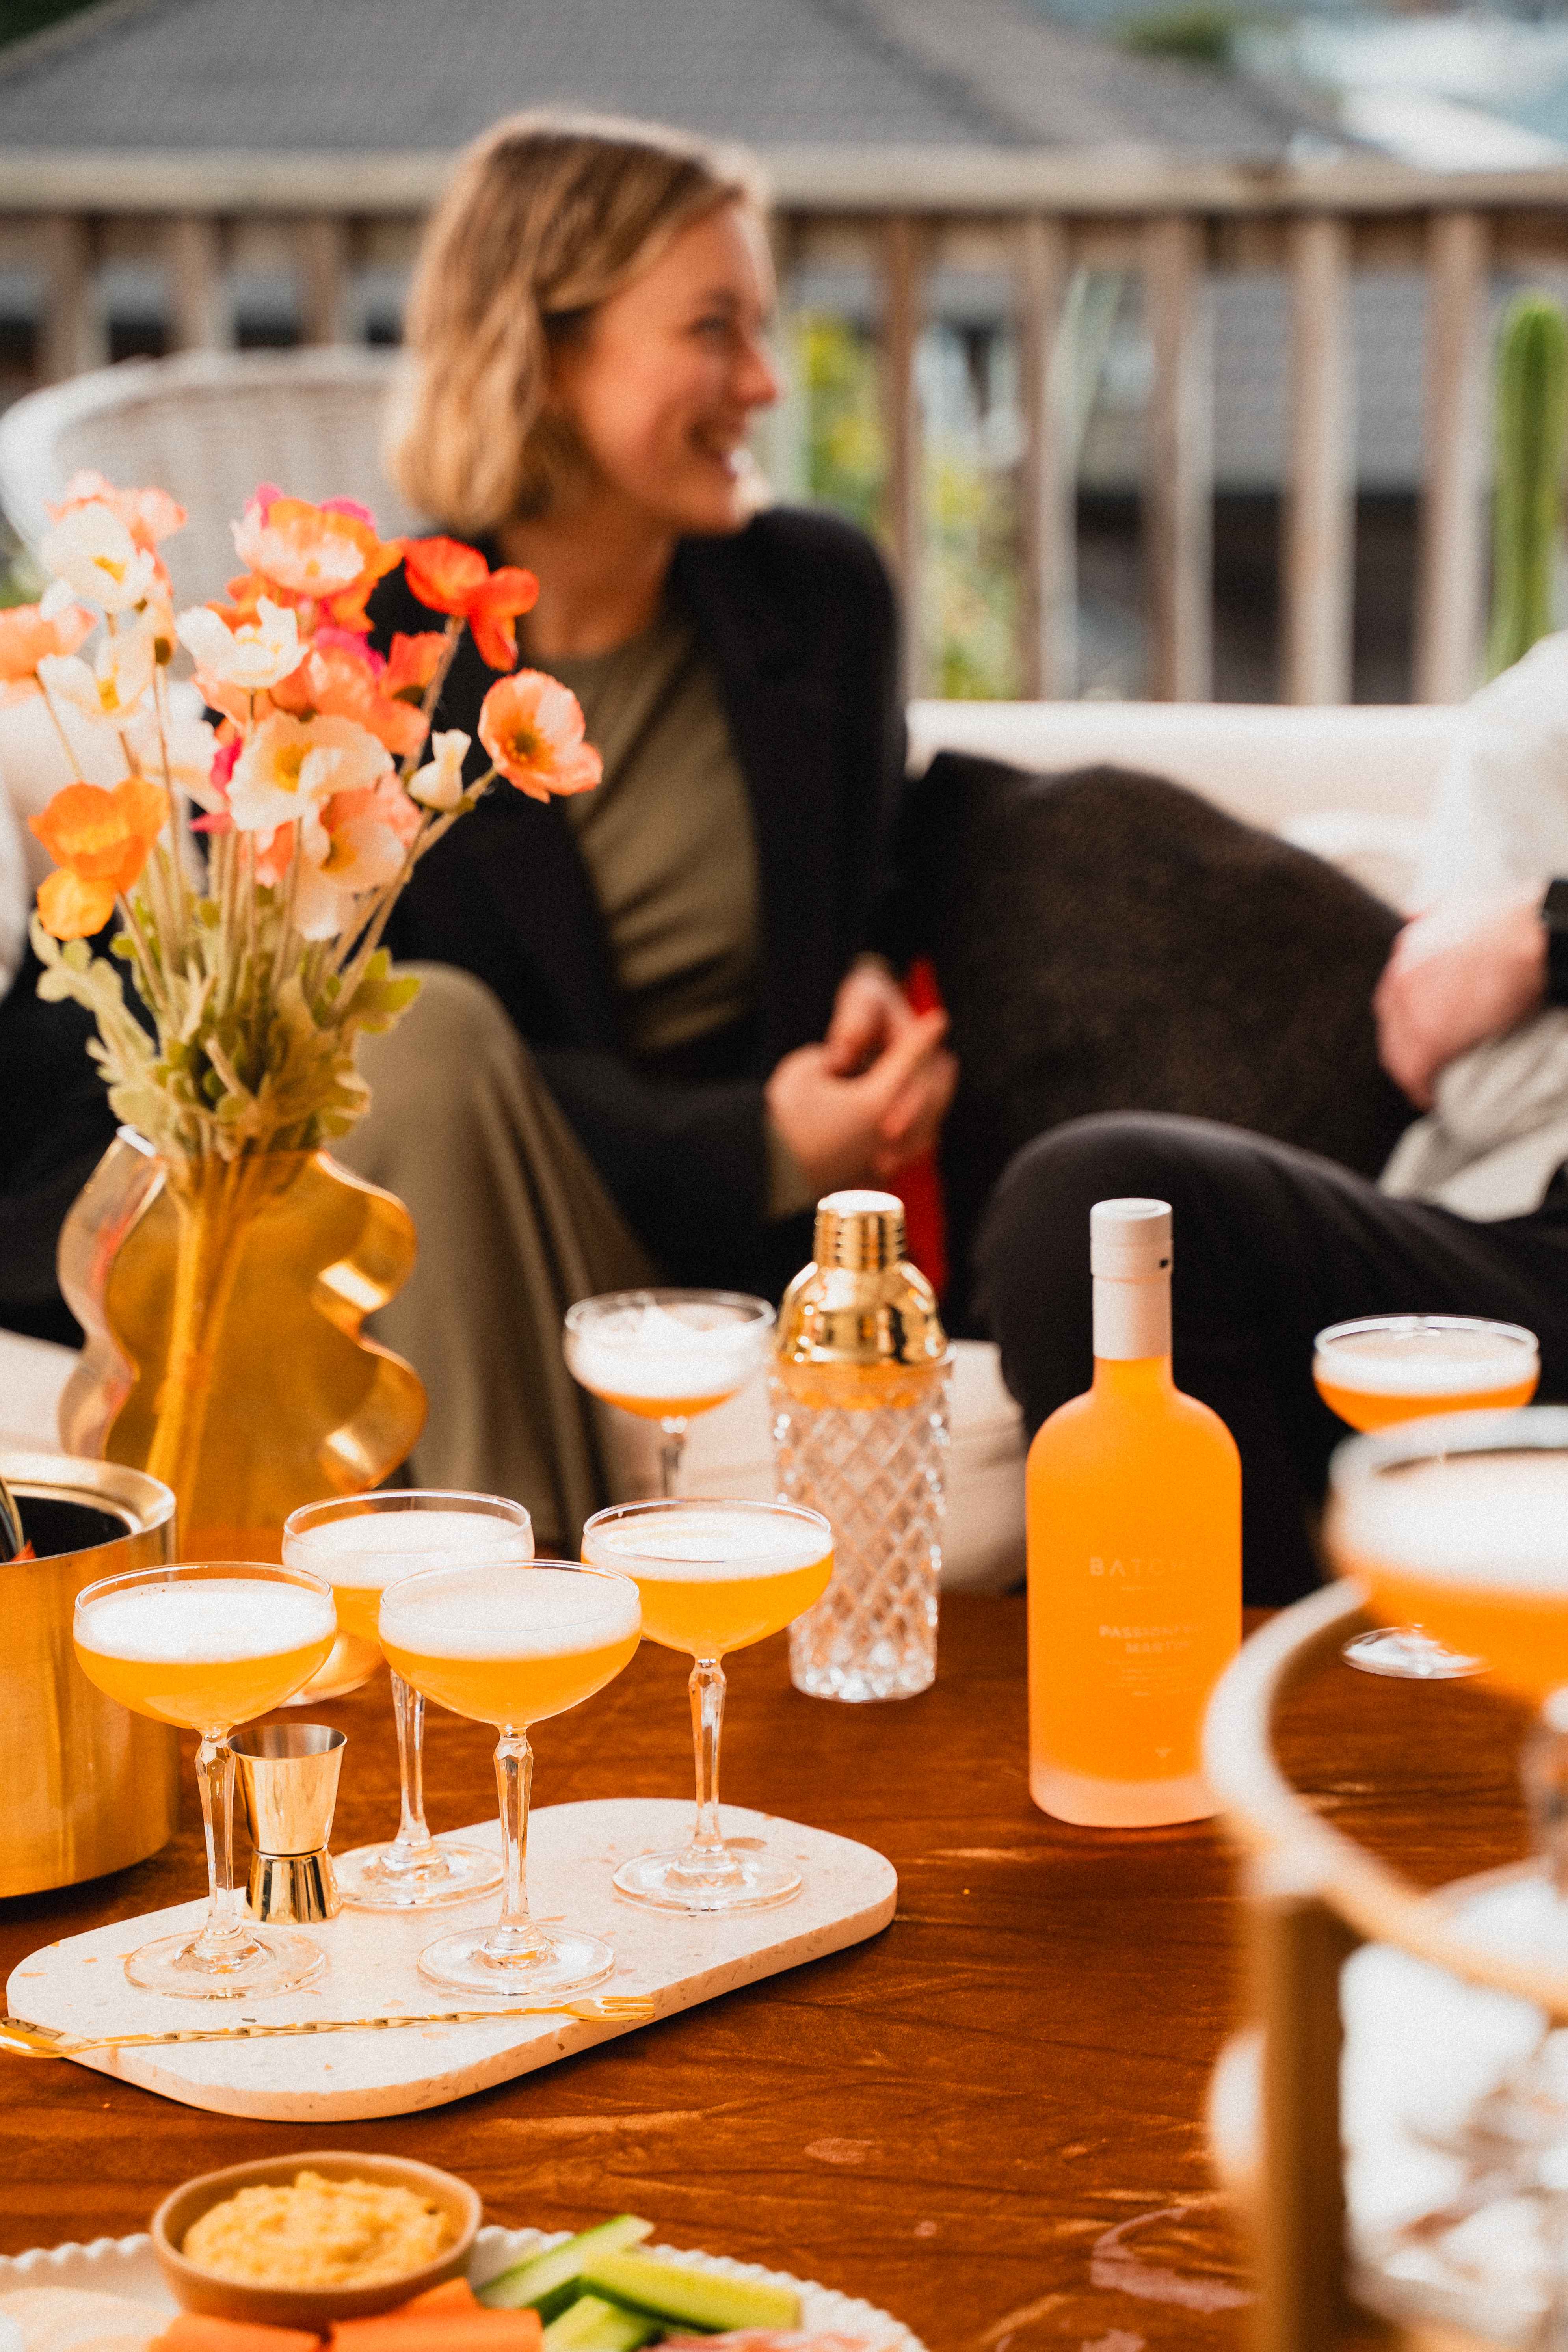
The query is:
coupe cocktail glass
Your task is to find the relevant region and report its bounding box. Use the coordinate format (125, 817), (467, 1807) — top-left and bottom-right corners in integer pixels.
(73, 1561), (335, 1997)
(1315, 1315), (1540, 1679)
(564, 1289), (775, 1497)
(581, 1498), (833, 1912)
(1326, 1406), (1568, 2334)
(283, 1491), (532, 1909)
(378, 1558), (641, 1996)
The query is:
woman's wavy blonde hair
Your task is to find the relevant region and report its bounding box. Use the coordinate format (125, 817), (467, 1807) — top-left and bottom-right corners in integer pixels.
(386, 111), (766, 535)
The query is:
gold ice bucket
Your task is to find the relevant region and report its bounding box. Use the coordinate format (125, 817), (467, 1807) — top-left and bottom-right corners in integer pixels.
(0, 1449), (180, 1896)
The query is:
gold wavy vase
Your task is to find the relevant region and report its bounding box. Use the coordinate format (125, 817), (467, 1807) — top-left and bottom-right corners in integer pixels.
(57, 1130), (426, 1687)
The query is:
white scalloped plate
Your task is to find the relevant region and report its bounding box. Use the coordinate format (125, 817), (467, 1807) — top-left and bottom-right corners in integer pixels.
(0, 2226), (926, 2352)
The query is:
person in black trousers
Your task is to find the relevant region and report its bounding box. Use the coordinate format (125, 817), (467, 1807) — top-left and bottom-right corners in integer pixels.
(976, 883), (1568, 1605)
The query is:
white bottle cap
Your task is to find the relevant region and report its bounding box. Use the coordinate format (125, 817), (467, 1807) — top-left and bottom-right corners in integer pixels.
(1090, 1198), (1173, 1281)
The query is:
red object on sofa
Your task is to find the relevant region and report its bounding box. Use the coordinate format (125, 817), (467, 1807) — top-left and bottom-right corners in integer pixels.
(893, 957), (948, 1299)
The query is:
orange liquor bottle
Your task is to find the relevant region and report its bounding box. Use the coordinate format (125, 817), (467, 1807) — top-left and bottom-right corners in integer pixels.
(1026, 1198), (1241, 1827)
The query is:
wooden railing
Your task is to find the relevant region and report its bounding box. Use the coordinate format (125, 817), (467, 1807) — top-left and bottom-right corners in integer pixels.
(1, 144), (1566, 703)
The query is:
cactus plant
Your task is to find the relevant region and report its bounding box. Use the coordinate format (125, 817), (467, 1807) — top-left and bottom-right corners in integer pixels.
(1487, 290), (1568, 679)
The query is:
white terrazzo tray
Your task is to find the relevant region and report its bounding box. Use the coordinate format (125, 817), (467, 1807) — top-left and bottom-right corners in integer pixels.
(6, 1797), (897, 2122)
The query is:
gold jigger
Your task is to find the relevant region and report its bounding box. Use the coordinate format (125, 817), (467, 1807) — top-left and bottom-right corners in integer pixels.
(233, 1724), (345, 1925)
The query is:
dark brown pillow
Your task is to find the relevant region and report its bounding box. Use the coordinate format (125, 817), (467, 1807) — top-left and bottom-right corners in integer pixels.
(900, 754), (1414, 1297)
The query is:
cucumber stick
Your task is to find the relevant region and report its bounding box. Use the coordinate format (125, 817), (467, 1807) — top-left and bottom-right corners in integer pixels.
(541, 2295), (661, 2352)
(579, 2248), (801, 2333)
(478, 2217), (655, 2319)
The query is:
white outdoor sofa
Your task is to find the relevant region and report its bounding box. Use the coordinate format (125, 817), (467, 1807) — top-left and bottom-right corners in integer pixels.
(0, 351), (1456, 1585)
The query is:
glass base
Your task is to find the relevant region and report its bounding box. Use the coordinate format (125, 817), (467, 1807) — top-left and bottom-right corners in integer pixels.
(1343, 1625), (1486, 1680)
(335, 1838), (502, 1912)
(124, 1923), (326, 1999)
(613, 1844), (802, 1914)
(416, 1924), (615, 1999)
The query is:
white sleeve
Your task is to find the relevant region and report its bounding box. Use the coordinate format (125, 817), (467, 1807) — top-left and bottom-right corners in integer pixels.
(0, 753), (28, 1005)
(1414, 632), (1568, 906)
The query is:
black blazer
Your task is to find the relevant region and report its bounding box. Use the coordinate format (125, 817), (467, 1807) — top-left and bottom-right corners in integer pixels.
(373, 506), (905, 1289)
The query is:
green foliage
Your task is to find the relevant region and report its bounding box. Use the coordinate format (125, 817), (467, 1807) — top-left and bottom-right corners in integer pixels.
(796, 314), (884, 535)
(793, 312), (1020, 699)
(30, 906), (422, 1164)
(1487, 291), (1568, 680)
(0, 0), (105, 49)
(926, 453), (1020, 700)
(1118, 2), (1241, 63)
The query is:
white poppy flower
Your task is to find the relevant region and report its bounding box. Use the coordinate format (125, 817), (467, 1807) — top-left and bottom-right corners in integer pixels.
(38, 623), (156, 727)
(175, 597), (306, 692)
(292, 810), (407, 941)
(41, 503), (158, 613)
(125, 703), (219, 805)
(407, 727), (471, 812)
(229, 710), (391, 835)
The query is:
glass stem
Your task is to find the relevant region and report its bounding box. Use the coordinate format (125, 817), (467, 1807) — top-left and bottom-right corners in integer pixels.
(383, 1670), (438, 1867)
(683, 1657), (740, 1879)
(657, 1418), (686, 1498)
(483, 1727), (550, 1961)
(1524, 1718), (1568, 1896)
(191, 1733), (251, 1956)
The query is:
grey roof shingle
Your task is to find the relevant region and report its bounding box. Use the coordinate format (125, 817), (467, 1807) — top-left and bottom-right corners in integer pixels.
(0, 0), (1309, 157)
(0, 0), (1027, 151)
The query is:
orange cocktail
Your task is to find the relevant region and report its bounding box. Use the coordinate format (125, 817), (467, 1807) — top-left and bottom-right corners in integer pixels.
(74, 1573), (335, 1731)
(1313, 1316), (1539, 1433)
(378, 1558), (640, 1999)
(564, 1289), (775, 1496)
(283, 1492), (532, 1912)
(1328, 1423), (1568, 1702)
(72, 1562), (335, 1999)
(583, 1500), (833, 1658)
(581, 1498), (834, 1914)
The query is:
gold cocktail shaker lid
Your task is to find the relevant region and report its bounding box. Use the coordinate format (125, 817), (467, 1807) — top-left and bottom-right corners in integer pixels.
(776, 1189), (947, 1370)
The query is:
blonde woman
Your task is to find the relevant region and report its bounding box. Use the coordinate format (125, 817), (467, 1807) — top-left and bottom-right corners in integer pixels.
(341, 111), (955, 1548)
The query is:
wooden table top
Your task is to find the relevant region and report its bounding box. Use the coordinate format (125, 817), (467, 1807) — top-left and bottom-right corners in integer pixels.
(0, 1595), (1540, 2352)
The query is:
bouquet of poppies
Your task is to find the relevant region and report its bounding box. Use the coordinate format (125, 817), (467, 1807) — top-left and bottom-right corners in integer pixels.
(10, 476), (601, 1163)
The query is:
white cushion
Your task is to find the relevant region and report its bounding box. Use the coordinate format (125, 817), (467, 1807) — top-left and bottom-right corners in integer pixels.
(595, 1335), (1025, 1594)
(0, 1328), (74, 1453)
(907, 699), (1453, 833)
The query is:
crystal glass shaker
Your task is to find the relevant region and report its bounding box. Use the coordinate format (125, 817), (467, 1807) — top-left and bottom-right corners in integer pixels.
(772, 1190), (950, 1701)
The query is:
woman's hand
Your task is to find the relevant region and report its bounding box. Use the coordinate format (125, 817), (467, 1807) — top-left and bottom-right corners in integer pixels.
(822, 958), (921, 1076)
(1373, 884), (1548, 1109)
(766, 1004), (958, 1193)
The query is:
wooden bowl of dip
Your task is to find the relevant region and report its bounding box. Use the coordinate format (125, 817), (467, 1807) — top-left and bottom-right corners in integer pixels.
(152, 2150), (481, 2328)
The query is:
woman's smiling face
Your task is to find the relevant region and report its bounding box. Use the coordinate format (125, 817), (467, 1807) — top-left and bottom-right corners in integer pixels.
(548, 197), (779, 537)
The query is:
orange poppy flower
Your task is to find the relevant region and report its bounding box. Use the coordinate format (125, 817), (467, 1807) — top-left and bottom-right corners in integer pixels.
(270, 636), (428, 760)
(402, 537), (538, 670)
(383, 630), (448, 701)
(0, 599), (94, 689)
(227, 487), (402, 635)
(477, 671), (601, 804)
(31, 776), (170, 937)
(48, 470), (186, 553)
(36, 869), (119, 939)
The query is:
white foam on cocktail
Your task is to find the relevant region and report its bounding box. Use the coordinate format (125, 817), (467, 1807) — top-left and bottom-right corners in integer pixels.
(583, 1504), (830, 1581)
(286, 1508), (532, 1591)
(1315, 1321), (1536, 1396)
(77, 1578), (335, 1662)
(379, 1564), (641, 1657)
(1335, 1450), (1568, 1592)
(567, 1299), (767, 1401)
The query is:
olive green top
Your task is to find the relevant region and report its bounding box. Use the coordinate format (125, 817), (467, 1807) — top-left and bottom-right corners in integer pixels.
(552, 605), (814, 1222)
(554, 605), (761, 1063)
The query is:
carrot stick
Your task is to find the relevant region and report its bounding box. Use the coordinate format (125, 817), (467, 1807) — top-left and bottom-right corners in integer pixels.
(388, 2286), (478, 2316)
(152, 2317), (323, 2352)
(329, 2313), (542, 2352)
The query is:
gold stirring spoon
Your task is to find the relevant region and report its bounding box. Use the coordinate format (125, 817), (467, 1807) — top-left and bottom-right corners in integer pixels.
(0, 1994), (656, 2058)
